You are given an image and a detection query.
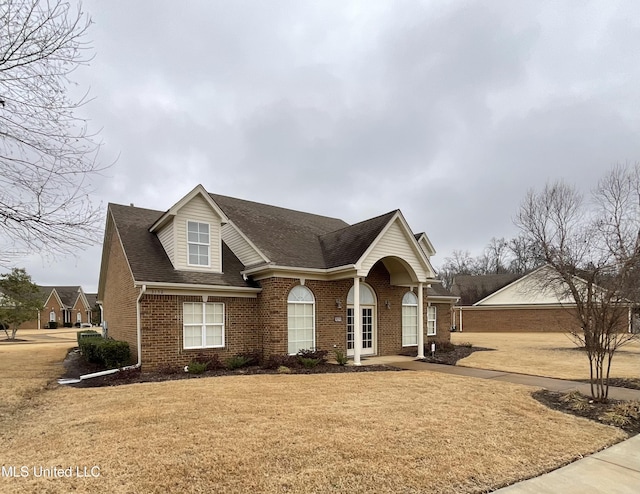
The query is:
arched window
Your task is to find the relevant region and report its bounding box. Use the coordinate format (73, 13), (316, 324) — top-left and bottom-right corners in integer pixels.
(287, 285), (315, 355)
(346, 284), (376, 305)
(402, 291), (418, 346)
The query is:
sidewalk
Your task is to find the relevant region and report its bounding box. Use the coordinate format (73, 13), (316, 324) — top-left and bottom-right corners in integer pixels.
(383, 358), (640, 401)
(380, 357), (640, 493)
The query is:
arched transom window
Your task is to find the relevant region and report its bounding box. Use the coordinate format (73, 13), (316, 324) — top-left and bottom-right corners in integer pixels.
(346, 284), (376, 305)
(287, 285), (315, 355)
(402, 291), (418, 346)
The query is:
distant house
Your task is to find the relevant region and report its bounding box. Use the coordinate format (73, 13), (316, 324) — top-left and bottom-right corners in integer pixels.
(451, 265), (633, 333)
(97, 185), (459, 370)
(18, 286), (94, 329)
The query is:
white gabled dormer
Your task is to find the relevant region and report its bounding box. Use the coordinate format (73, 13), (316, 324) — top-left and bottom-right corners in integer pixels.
(149, 184), (229, 273)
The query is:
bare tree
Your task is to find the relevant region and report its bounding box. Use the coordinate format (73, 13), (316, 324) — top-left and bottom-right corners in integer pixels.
(515, 164), (639, 402)
(0, 0), (104, 264)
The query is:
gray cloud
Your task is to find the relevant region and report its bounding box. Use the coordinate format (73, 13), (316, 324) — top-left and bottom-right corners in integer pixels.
(12, 0), (640, 291)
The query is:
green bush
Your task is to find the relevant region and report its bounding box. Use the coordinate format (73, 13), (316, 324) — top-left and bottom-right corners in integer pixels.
(79, 337), (131, 368)
(334, 350), (348, 366)
(63, 322), (73, 328)
(47, 321), (58, 329)
(187, 361), (208, 374)
(298, 357), (320, 368)
(76, 329), (101, 345)
(226, 355), (251, 370)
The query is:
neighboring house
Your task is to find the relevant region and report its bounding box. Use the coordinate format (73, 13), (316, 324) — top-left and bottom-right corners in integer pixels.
(19, 286), (94, 329)
(97, 185), (458, 370)
(452, 265), (633, 333)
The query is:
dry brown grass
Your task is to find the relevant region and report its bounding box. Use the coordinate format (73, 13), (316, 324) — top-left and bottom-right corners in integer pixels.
(453, 332), (640, 380)
(0, 341), (627, 493)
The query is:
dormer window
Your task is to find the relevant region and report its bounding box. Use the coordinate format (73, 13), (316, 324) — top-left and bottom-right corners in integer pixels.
(187, 221), (210, 266)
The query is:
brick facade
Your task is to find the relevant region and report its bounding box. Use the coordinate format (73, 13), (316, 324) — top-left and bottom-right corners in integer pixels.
(456, 307), (580, 332)
(101, 228), (140, 361)
(116, 260), (454, 370)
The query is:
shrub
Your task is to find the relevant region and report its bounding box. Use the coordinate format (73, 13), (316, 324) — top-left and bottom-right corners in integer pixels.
(190, 353), (225, 370)
(458, 341), (473, 348)
(79, 337), (131, 368)
(425, 340), (455, 354)
(76, 329), (100, 345)
(296, 348), (328, 363)
(298, 357), (320, 368)
(226, 354), (251, 370)
(187, 361), (208, 374)
(47, 321), (58, 329)
(263, 354), (298, 370)
(235, 351), (262, 367)
(277, 365), (292, 374)
(63, 322), (73, 328)
(334, 349), (348, 366)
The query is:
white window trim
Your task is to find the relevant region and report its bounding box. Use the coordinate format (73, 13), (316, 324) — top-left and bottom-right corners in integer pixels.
(427, 305), (437, 336)
(402, 293), (419, 347)
(287, 286), (316, 355)
(186, 220), (211, 268)
(183, 302), (225, 349)
(49, 311), (56, 322)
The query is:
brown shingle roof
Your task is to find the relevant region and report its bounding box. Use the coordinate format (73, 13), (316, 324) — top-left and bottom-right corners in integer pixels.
(109, 203), (257, 288)
(211, 193), (350, 268)
(38, 286), (81, 308)
(319, 211), (397, 268)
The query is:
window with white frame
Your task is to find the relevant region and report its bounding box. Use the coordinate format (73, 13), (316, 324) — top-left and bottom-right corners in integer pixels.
(402, 291), (418, 346)
(183, 302), (224, 349)
(287, 285), (315, 355)
(187, 221), (210, 266)
(427, 305), (437, 336)
(49, 311), (55, 322)
(76, 312), (82, 323)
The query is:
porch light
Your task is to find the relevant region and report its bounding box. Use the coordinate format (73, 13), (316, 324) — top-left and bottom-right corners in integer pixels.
(335, 299), (342, 309)
(385, 300), (391, 309)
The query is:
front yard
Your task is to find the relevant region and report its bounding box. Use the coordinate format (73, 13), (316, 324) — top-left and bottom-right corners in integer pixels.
(0, 336), (628, 493)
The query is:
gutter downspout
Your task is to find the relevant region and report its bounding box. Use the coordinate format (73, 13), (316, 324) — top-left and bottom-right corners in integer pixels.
(135, 284), (146, 366)
(58, 285), (146, 385)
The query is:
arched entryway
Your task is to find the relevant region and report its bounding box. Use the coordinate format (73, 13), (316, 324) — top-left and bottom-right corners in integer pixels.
(346, 283), (377, 356)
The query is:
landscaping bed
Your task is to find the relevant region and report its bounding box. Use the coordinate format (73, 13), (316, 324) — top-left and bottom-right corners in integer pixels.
(533, 389), (640, 436)
(61, 348), (402, 388)
(400, 341), (493, 365)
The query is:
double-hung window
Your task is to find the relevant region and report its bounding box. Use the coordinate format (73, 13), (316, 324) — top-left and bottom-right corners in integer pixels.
(183, 302), (224, 349)
(427, 305), (437, 336)
(187, 221), (210, 267)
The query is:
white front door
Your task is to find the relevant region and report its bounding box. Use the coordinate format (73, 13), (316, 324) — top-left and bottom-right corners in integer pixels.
(347, 306), (376, 356)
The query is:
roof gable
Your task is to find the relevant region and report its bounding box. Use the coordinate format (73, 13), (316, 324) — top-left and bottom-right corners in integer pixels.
(474, 266), (575, 306)
(149, 184), (229, 233)
(106, 203), (256, 289)
(356, 211), (437, 283)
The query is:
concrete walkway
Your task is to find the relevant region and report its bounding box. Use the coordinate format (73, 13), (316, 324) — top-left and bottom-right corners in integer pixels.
(374, 357), (640, 493)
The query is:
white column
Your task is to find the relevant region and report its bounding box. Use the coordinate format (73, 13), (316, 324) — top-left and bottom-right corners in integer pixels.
(417, 282), (424, 359)
(353, 277), (362, 366)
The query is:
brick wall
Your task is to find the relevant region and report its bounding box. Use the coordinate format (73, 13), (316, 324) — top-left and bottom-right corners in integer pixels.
(457, 307), (580, 332)
(255, 260), (451, 359)
(140, 294), (260, 370)
(101, 227), (139, 361)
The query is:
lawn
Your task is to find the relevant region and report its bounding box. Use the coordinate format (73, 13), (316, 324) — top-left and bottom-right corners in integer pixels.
(452, 332), (640, 381)
(0, 337), (627, 493)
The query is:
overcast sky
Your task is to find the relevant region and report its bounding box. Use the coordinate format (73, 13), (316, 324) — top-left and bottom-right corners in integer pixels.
(19, 0), (640, 293)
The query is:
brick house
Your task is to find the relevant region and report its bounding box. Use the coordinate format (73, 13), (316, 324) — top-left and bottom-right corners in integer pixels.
(97, 185), (458, 370)
(452, 266), (633, 333)
(17, 286), (94, 329)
